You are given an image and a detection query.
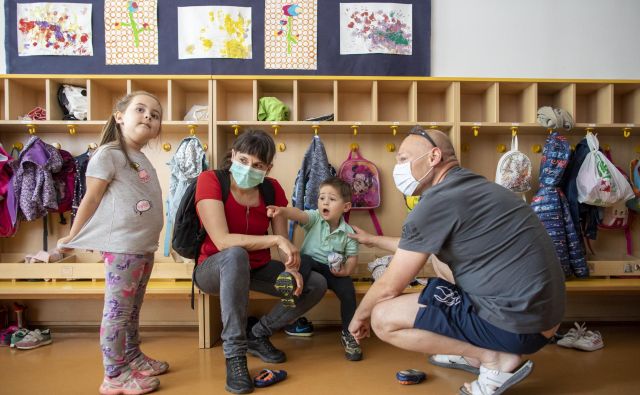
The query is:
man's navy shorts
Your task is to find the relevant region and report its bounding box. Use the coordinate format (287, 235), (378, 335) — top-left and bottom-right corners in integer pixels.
(413, 278), (549, 355)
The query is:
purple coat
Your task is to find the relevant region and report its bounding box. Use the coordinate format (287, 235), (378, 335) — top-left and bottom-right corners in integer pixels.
(10, 136), (62, 222)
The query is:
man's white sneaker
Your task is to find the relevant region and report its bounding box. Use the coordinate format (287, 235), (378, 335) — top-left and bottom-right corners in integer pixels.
(557, 322), (586, 348)
(573, 330), (604, 351)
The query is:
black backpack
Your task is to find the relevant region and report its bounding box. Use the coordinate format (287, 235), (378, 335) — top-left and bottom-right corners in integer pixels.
(171, 169), (275, 308)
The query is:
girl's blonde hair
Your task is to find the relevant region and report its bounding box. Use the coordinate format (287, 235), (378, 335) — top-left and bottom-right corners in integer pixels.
(99, 91), (163, 169)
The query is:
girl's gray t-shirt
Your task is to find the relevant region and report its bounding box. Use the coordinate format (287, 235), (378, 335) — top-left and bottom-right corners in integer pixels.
(62, 145), (164, 254)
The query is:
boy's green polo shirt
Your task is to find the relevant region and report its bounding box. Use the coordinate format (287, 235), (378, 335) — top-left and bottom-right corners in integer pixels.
(300, 209), (359, 265)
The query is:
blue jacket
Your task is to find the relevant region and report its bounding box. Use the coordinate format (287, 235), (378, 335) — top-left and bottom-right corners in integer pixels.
(531, 133), (589, 278)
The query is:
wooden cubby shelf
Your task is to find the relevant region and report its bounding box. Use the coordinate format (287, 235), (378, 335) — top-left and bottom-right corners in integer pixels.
(1, 75), (639, 280)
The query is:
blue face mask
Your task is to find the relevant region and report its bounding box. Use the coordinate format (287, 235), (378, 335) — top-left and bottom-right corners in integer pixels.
(230, 160), (266, 189)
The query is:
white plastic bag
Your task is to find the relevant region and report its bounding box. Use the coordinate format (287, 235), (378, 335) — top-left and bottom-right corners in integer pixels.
(577, 133), (634, 206)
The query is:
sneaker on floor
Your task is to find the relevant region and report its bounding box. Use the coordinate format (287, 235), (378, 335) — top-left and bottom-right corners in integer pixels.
(15, 328), (52, 350)
(274, 272), (296, 308)
(225, 355), (254, 394)
(573, 330), (604, 351)
(9, 328), (29, 348)
(0, 325), (19, 347)
(340, 329), (362, 361)
(247, 335), (286, 363)
(129, 353), (169, 376)
(99, 368), (159, 395)
(557, 322), (586, 348)
(284, 317), (314, 337)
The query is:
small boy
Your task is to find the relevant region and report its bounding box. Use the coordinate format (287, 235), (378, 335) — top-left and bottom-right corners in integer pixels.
(268, 177), (362, 361)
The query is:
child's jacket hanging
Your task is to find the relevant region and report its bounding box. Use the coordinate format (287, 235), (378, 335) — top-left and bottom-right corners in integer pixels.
(531, 132), (589, 278)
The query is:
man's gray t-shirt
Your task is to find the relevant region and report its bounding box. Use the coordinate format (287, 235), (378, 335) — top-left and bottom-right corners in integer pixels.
(399, 167), (565, 334)
(62, 145), (163, 254)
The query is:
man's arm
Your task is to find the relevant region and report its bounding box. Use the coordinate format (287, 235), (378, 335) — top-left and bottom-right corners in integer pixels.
(349, 248), (428, 341)
(347, 225), (400, 252)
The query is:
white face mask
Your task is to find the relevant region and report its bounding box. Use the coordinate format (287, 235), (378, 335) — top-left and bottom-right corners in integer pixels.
(393, 152), (433, 196)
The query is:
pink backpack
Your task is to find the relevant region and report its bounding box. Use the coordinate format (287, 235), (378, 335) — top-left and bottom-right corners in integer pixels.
(338, 148), (383, 235)
(0, 146), (17, 237)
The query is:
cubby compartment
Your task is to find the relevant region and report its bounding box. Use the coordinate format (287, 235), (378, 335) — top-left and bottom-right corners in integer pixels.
(460, 82), (498, 122)
(336, 80), (374, 122)
(377, 80), (414, 122)
(168, 79), (210, 122)
(0, 78), (5, 121)
(5, 78), (46, 121)
(215, 80), (254, 122)
(129, 79), (169, 121)
(498, 82), (537, 123)
(575, 83), (613, 124)
(537, 83), (575, 119)
(613, 84), (640, 125)
(296, 80), (335, 122)
(87, 79), (128, 121)
(255, 80), (294, 121)
(46, 78), (88, 121)
(417, 81), (454, 123)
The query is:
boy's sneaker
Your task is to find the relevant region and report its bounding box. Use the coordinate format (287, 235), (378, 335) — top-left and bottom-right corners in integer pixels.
(557, 322), (586, 348)
(9, 328), (29, 348)
(284, 317), (314, 337)
(247, 334), (286, 363)
(573, 330), (604, 351)
(129, 353), (169, 376)
(0, 325), (19, 347)
(225, 355), (253, 394)
(99, 368), (159, 395)
(340, 330), (362, 361)
(274, 272), (296, 308)
(15, 328), (51, 350)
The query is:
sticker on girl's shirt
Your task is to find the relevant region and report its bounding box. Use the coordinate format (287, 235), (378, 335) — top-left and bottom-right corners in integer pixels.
(134, 200), (152, 215)
(132, 162), (151, 183)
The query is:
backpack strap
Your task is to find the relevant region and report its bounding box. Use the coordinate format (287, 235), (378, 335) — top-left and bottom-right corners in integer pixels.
(344, 210), (384, 236)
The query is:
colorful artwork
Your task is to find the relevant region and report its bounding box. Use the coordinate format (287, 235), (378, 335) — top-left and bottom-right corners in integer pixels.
(17, 3), (92, 56)
(340, 3), (412, 55)
(265, 0), (317, 70)
(178, 6), (252, 59)
(105, 0), (158, 65)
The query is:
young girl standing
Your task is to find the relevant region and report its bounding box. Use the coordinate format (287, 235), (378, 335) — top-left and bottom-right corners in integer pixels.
(58, 92), (167, 395)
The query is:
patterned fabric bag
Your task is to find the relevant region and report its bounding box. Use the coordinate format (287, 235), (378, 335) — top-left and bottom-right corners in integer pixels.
(495, 134), (532, 194)
(626, 159), (640, 213)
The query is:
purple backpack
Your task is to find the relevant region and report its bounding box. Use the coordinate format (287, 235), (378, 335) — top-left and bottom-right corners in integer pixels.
(50, 149), (76, 216)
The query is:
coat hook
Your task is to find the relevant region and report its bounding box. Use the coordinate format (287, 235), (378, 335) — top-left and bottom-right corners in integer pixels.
(351, 125), (359, 136)
(570, 144), (576, 152)
(623, 127), (631, 138)
(68, 124), (77, 135)
(312, 124), (320, 135)
(471, 126), (479, 137)
(350, 143), (359, 151)
(511, 126), (518, 137)
(52, 142), (62, 150)
(428, 125), (439, 130)
(585, 127), (595, 134)
(26, 124), (37, 135)
(203, 142), (208, 151)
(88, 142), (98, 150)
(497, 143), (507, 153)
(386, 143), (395, 152)
(635, 145), (640, 154)
(162, 142), (172, 152)
(277, 142), (286, 152)
(232, 124), (239, 136)
(188, 124), (197, 136)
(547, 128), (553, 134)
(390, 125), (398, 136)
(532, 144), (542, 154)
(272, 124), (279, 136)
(13, 142), (24, 151)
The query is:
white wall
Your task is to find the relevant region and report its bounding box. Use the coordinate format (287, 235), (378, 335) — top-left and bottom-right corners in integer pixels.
(2, 0), (639, 79)
(431, 0), (640, 79)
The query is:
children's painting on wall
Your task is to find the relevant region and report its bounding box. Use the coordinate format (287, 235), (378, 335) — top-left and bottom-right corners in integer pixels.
(104, 0), (158, 65)
(264, 1), (317, 70)
(339, 2), (412, 56)
(17, 2), (93, 56)
(177, 6), (252, 60)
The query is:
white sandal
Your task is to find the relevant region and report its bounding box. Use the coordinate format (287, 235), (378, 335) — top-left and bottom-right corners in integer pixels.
(429, 354), (480, 374)
(459, 360), (534, 395)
